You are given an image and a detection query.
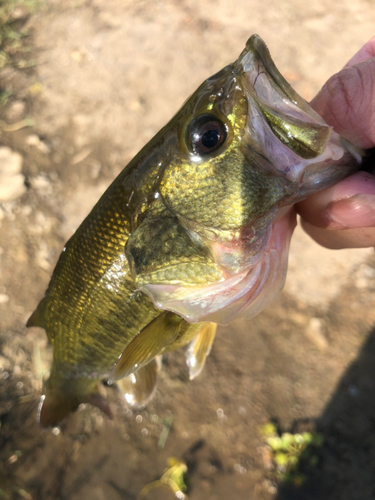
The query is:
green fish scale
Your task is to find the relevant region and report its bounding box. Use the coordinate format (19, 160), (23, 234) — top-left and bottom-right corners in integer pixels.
(39, 179), (161, 377)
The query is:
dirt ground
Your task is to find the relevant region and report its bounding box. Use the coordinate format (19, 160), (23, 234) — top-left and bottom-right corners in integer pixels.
(1, 1), (375, 499)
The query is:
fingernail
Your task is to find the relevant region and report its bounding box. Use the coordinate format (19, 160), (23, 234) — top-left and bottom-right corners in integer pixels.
(326, 194), (375, 229)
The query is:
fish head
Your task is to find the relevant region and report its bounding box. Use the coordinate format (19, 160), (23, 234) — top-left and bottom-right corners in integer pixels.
(129, 35), (362, 325)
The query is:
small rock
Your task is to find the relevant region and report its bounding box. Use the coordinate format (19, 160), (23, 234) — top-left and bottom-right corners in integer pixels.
(0, 355), (11, 371)
(305, 317), (328, 351)
(290, 312), (307, 326)
(89, 159), (101, 179)
(0, 174), (26, 201)
(0, 146), (22, 175)
(354, 264), (375, 289)
(36, 241), (52, 270)
(29, 211), (53, 235)
(5, 100), (26, 122)
(26, 134), (50, 154)
(0, 147), (26, 201)
(0, 294), (9, 304)
(21, 205), (32, 217)
(31, 175), (51, 191)
(9, 6), (28, 21)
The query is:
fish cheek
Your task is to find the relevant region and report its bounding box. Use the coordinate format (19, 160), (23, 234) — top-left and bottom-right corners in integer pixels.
(159, 154), (250, 232)
(125, 207), (222, 288)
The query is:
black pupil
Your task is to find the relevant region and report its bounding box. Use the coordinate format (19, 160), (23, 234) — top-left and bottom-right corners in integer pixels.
(188, 114), (227, 156)
(201, 129), (220, 149)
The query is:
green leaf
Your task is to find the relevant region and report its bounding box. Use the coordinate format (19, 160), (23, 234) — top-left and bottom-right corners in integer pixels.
(266, 436), (282, 451)
(274, 452), (288, 466)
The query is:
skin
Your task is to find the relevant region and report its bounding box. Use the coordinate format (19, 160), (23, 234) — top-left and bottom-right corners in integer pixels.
(296, 37), (375, 249)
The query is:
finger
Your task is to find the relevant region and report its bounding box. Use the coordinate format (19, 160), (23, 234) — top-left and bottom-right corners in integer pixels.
(309, 57), (375, 149)
(298, 38), (375, 250)
(300, 219), (375, 249)
(345, 36), (375, 67)
(296, 171), (375, 228)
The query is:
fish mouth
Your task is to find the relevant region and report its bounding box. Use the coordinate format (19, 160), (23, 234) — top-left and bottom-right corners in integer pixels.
(140, 208), (296, 325)
(237, 35), (362, 194)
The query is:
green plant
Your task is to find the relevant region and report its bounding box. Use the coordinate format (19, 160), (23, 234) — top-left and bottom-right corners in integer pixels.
(0, 0), (42, 70)
(259, 422), (323, 486)
(138, 457), (188, 499)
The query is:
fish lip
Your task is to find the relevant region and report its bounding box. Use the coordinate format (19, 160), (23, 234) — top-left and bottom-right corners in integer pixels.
(238, 34), (325, 125)
(243, 35), (299, 104)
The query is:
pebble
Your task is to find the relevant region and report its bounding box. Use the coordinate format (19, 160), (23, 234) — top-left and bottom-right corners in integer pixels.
(5, 100), (26, 122)
(305, 317), (328, 351)
(0, 355), (11, 371)
(21, 205), (32, 217)
(0, 147), (26, 201)
(0, 174), (26, 201)
(36, 242), (51, 271)
(31, 175), (52, 192)
(0, 146), (22, 175)
(354, 264), (375, 289)
(26, 134), (50, 154)
(0, 294), (9, 304)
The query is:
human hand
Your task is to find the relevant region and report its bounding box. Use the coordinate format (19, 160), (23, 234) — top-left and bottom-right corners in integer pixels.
(296, 37), (375, 249)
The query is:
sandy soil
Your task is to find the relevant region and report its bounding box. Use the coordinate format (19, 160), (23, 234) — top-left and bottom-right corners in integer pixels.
(1, 1), (375, 499)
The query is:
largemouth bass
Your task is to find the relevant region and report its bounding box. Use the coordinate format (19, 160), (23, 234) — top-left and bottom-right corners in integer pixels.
(27, 35), (362, 427)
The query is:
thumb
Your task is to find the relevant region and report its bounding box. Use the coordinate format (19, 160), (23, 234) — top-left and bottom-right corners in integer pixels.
(310, 37), (375, 150)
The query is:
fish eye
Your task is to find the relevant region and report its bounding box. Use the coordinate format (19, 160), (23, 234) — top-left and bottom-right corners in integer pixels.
(187, 114), (227, 156)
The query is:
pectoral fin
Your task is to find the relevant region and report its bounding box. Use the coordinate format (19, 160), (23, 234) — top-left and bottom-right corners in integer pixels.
(108, 312), (184, 384)
(186, 323), (217, 380)
(117, 357), (161, 408)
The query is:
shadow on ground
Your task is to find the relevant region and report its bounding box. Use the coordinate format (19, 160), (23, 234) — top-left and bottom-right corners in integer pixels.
(276, 327), (375, 500)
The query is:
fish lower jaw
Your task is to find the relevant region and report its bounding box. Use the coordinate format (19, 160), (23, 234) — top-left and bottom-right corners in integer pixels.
(140, 208), (296, 325)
